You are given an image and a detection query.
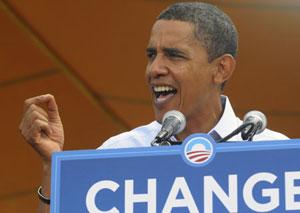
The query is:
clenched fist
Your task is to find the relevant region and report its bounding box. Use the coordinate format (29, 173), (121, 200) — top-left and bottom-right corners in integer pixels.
(19, 94), (64, 162)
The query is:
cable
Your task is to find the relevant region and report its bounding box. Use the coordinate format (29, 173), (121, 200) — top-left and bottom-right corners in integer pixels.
(217, 123), (255, 143)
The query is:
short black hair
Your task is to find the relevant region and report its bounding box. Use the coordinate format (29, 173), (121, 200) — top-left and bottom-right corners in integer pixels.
(157, 2), (238, 63)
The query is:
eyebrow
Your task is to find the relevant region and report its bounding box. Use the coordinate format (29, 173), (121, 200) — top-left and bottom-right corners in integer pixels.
(163, 47), (186, 56)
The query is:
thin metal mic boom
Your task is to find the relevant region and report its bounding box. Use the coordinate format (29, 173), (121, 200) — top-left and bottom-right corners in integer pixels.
(217, 110), (267, 143)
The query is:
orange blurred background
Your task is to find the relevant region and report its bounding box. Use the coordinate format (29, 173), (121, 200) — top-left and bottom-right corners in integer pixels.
(0, 0), (299, 211)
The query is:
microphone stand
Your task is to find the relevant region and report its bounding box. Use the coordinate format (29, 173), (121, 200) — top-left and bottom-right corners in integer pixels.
(151, 136), (183, 146)
(216, 123), (255, 143)
(241, 124), (260, 141)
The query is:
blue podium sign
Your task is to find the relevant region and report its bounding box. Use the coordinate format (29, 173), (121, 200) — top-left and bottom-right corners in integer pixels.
(51, 134), (300, 212)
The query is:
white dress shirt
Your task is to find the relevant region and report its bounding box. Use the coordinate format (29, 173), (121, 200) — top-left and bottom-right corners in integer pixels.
(99, 96), (288, 149)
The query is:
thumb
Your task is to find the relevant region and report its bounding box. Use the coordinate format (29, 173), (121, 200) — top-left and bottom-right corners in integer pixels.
(44, 94), (61, 122)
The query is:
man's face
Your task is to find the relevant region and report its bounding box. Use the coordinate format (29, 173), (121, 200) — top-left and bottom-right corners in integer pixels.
(146, 20), (218, 123)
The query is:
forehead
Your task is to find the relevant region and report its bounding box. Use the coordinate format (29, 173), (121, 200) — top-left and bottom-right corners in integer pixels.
(148, 20), (199, 48)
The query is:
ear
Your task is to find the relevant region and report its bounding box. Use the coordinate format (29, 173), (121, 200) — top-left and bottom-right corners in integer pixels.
(212, 54), (236, 87)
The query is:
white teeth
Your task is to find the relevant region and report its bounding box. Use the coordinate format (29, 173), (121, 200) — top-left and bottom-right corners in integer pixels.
(153, 86), (175, 92)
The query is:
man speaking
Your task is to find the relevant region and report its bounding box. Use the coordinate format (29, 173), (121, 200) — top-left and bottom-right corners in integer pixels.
(19, 2), (288, 212)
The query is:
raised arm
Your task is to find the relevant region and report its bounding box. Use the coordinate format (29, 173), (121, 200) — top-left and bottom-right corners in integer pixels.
(19, 94), (64, 212)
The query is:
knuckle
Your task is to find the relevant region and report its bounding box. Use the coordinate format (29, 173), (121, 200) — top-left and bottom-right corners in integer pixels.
(33, 118), (47, 127)
(18, 123), (23, 131)
(24, 99), (31, 106)
(20, 128), (25, 136)
(27, 104), (36, 113)
(32, 118), (41, 126)
(46, 93), (54, 99)
(21, 130), (30, 141)
(31, 110), (39, 118)
(29, 104), (36, 110)
(31, 110), (45, 120)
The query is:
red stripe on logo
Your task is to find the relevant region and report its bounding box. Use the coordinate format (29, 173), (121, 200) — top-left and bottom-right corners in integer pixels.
(187, 150), (209, 155)
(188, 153), (210, 160)
(194, 156), (209, 163)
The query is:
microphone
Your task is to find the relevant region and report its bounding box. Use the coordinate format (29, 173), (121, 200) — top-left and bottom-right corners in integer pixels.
(151, 110), (186, 146)
(217, 110), (267, 142)
(241, 110), (267, 141)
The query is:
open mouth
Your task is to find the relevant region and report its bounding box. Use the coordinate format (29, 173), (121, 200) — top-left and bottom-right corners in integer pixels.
(152, 85), (177, 103)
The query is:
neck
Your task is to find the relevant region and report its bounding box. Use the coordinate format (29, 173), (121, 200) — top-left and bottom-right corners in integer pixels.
(176, 95), (223, 141)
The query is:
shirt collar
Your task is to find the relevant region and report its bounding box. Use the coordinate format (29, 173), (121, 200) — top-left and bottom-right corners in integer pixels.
(209, 95), (239, 139)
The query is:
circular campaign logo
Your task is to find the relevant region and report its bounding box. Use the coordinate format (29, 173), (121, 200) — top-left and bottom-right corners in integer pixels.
(183, 134), (215, 166)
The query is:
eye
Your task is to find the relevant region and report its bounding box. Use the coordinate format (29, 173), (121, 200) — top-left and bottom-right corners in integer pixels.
(146, 49), (156, 61)
(166, 51), (181, 58)
(164, 49), (186, 60)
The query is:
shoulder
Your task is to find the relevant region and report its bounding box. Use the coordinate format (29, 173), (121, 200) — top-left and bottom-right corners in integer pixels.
(234, 118), (289, 141)
(254, 128), (289, 141)
(226, 111), (289, 141)
(98, 121), (161, 149)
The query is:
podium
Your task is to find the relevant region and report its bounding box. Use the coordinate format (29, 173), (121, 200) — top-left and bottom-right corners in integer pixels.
(50, 134), (300, 212)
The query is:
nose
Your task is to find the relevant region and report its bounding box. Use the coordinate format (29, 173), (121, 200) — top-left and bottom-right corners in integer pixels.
(146, 54), (169, 79)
